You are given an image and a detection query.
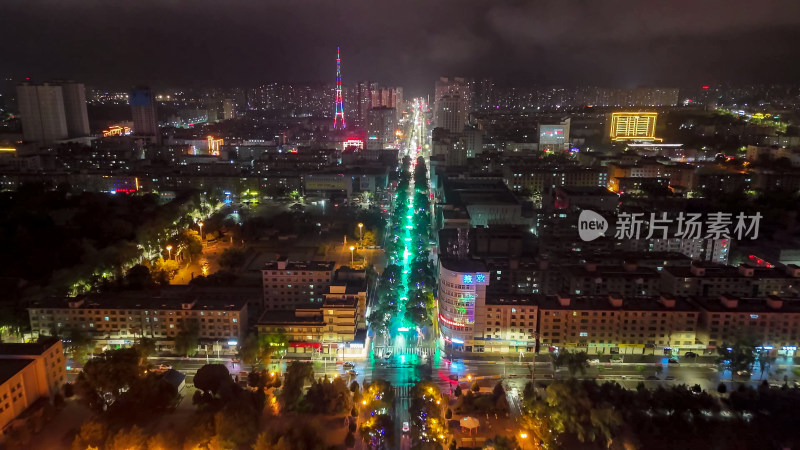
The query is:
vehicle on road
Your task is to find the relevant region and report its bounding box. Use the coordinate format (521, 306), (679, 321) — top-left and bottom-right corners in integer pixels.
(588, 359), (601, 365)
(736, 370), (750, 377)
(668, 358), (679, 364)
(402, 422), (410, 433)
(347, 370), (358, 377)
(383, 351), (392, 359)
(646, 375), (659, 380)
(153, 364), (172, 372)
(684, 352), (698, 358)
(343, 362), (355, 369)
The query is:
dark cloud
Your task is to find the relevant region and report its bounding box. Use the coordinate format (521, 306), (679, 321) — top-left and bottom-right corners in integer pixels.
(1, 0), (799, 95)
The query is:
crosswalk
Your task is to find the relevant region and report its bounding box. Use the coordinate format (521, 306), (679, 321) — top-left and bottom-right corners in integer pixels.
(375, 346), (436, 357)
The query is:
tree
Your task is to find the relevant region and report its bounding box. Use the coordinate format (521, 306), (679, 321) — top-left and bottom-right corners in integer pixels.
(454, 385), (462, 397)
(75, 348), (142, 409)
(361, 230), (377, 247)
(345, 431), (356, 448)
(71, 420), (108, 450)
(471, 382), (480, 392)
(126, 264), (154, 289)
(65, 327), (94, 364)
(718, 337), (757, 374)
(147, 429), (182, 450)
(214, 395), (260, 448)
(717, 382), (728, 394)
(132, 337), (156, 363)
(445, 408), (452, 419)
(280, 361), (314, 411)
(254, 419), (325, 450)
(174, 321), (199, 356)
(106, 425), (148, 450)
(566, 351), (590, 377)
(194, 364), (234, 397)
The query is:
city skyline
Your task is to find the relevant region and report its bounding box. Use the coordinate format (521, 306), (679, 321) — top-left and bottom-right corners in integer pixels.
(2, 1), (800, 97)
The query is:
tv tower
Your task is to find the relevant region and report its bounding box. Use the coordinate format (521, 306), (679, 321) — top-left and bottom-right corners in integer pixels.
(333, 46), (346, 129)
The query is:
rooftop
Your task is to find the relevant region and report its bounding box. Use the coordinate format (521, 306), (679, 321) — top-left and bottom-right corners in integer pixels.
(29, 289), (247, 312)
(566, 264), (660, 278)
(539, 295), (699, 312)
(0, 337), (61, 356)
(263, 260), (335, 271)
(692, 296), (800, 313)
(664, 263), (793, 279)
(257, 309), (324, 325)
(440, 258), (488, 274)
(0, 359), (33, 385)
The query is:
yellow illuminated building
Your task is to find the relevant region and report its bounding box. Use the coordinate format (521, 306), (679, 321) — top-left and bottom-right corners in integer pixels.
(609, 112), (662, 142)
(207, 136), (224, 155)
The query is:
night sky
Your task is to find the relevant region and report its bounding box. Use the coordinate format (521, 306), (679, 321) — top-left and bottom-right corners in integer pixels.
(2, 0), (800, 96)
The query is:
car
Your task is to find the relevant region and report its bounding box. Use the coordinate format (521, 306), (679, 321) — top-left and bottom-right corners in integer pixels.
(402, 422), (410, 433)
(684, 352), (698, 358)
(153, 364), (171, 372)
(383, 351), (392, 359)
(347, 370), (358, 377)
(668, 358), (679, 364)
(343, 362), (355, 369)
(646, 375), (659, 380)
(588, 359), (601, 365)
(736, 370), (750, 377)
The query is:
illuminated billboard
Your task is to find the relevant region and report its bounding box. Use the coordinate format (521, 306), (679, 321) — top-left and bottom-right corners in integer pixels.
(609, 112), (662, 142)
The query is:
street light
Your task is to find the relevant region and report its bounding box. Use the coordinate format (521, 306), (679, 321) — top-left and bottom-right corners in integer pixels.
(198, 221), (204, 241)
(166, 245), (173, 260)
(358, 223), (363, 247)
(350, 246), (355, 265)
(520, 432), (529, 449)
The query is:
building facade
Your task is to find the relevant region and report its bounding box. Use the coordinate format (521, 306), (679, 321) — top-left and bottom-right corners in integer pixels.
(16, 82), (68, 143)
(261, 259), (335, 310)
(0, 339), (66, 435)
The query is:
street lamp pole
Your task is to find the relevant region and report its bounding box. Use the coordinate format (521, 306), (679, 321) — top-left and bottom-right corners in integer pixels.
(350, 246), (355, 265)
(358, 223), (363, 248)
(166, 245), (173, 260)
(198, 221), (204, 242)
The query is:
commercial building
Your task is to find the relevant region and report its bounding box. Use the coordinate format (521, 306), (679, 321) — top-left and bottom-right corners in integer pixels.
(439, 178), (522, 227)
(438, 258), (490, 351)
(694, 294), (800, 357)
(27, 290), (248, 354)
(538, 118), (570, 153)
(261, 258), (335, 310)
(661, 263), (798, 298)
(475, 294), (539, 353)
(222, 98), (235, 120)
(537, 293), (701, 355)
(0, 338), (66, 435)
(256, 298), (365, 358)
(16, 82), (68, 143)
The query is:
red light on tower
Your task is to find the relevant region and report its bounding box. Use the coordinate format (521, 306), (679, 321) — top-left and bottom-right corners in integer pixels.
(701, 85), (710, 90)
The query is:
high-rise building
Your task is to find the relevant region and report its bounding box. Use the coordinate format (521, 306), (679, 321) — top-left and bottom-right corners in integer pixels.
(222, 98), (235, 120)
(129, 87), (159, 141)
(366, 107), (397, 150)
(434, 77), (470, 133)
(58, 81), (90, 137)
(16, 82), (68, 143)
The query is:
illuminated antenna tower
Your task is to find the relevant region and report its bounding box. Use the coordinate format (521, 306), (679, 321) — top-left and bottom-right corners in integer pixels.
(333, 46), (346, 129)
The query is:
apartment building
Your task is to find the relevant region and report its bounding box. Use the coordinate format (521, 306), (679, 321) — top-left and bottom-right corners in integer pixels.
(256, 298), (364, 358)
(694, 294), (800, 357)
(561, 262), (662, 296)
(661, 263), (798, 298)
(28, 290), (247, 353)
(0, 338), (65, 435)
(261, 258), (335, 310)
(537, 293), (701, 355)
(473, 294), (539, 353)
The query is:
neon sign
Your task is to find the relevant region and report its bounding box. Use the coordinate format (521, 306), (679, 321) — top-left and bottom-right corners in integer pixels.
(462, 274), (473, 284)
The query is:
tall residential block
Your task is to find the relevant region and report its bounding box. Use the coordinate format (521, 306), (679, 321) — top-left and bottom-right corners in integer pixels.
(129, 87), (159, 139)
(59, 81), (90, 137)
(16, 82), (68, 143)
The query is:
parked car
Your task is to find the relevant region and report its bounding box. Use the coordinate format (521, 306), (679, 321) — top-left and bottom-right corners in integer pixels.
(588, 359), (601, 365)
(684, 352), (698, 358)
